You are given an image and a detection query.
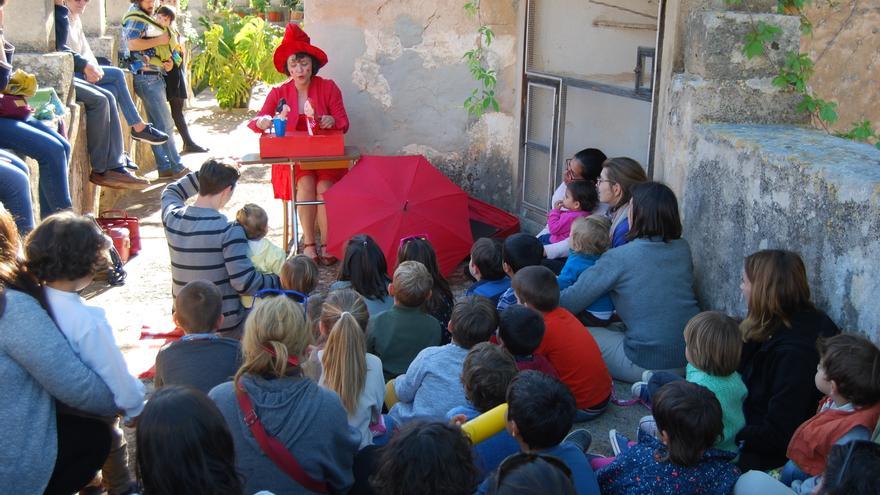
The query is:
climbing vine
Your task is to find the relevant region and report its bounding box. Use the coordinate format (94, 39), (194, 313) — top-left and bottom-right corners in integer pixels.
(463, 1), (499, 118)
(730, 0), (879, 149)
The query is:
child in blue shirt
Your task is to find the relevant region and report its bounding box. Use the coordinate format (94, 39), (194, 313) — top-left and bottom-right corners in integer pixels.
(465, 237), (509, 306)
(447, 342), (520, 476)
(557, 215), (614, 325)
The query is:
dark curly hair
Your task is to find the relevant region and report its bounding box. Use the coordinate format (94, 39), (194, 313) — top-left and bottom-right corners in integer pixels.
(371, 421), (479, 495)
(25, 213), (111, 283)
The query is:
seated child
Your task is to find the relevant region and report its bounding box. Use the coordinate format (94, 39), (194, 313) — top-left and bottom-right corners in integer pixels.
(497, 234), (545, 312)
(331, 234), (394, 320)
(597, 381), (740, 495)
(476, 370), (600, 495)
(26, 213), (144, 495)
(367, 261), (442, 381)
(465, 237), (510, 306)
(544, 180), (597, 244)
(236, 203), (287, 308)
(557, 216), (614, 325)
(485, 454), (577, 495)
(154, 280), (242, 394)
(281, 254), (319, 294)
(389, 295), (498, 424)
(152, 5), (184, 72)
(446, 342), (521, 475)
(513, 266), (612, 421)
(370, 421), (480, 495)
(497, 304), (558, 378)
(781, 333), (880, 485)
(631, 311), (746, 455)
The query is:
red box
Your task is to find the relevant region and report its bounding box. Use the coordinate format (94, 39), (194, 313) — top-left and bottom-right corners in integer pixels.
(259, 129), (345, 159)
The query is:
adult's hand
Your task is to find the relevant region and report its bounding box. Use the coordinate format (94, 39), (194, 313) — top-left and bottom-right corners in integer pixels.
(83, 63), (104, 84)
(256, 115), (273, 130)
(319, 115), (335, 129)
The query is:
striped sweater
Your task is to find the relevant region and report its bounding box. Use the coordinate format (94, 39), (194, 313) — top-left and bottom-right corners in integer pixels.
(161, 172), (280, 332)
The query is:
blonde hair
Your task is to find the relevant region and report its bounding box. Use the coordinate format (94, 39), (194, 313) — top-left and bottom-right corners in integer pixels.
(569, 215), (611, 255)
(320, 289), (369, 415)
(741, 250), (814, 342)
(392, 260), (432, 307)
(234, 296), (311, 385)
(281, 254), (318, 293)
(683, 311), (742, 376)
(235, 203), (268, 240)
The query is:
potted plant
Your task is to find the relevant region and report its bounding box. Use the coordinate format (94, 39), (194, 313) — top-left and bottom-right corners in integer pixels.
(281, 0), (302, 21)
(191, 12), (286, 108)
(250, 0), (269, 18)
(267, 6), (283, 22)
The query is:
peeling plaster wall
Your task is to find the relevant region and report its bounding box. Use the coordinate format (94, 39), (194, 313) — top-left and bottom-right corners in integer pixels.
(305, 0), (522, 209)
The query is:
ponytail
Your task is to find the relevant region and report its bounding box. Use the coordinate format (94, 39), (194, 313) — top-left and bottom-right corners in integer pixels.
(321, 312), (367, 414)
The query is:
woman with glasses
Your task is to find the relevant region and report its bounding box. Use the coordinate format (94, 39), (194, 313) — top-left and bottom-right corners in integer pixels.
(209, 296), (360, 494)
(540, 148), (607, 262)
(597, 157), (648, 248)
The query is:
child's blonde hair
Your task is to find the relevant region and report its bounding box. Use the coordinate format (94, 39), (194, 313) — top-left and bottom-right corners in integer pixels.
(392, 260), (433, 307)
(235, 203), (268, 240)
(569, 215), (611, 255)
(234, 296), (311, 384)
(320, 289), (370, 415)
(683, 311), (742, 376)
(281, 254), (318, 293)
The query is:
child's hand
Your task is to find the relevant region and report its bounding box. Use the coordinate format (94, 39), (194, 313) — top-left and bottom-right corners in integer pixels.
(553, 200), (563, 209)
(162, 60), (174, 71)
(449, 414), (469, 427)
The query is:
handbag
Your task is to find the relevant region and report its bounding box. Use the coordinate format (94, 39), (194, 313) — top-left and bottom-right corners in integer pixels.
(0, 93), (32, 120)
(235, 382), (329, 493)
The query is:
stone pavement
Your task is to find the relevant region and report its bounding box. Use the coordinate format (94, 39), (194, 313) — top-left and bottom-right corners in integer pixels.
(92, 86), (645, 458)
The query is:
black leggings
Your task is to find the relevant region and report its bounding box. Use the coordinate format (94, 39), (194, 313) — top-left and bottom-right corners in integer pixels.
(43, 413), (112, 495)
(169, 97), (197, 148)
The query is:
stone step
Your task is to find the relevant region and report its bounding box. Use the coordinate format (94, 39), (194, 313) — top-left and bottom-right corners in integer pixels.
(685, 10), (801, 80)
(702, 0), (779, 13)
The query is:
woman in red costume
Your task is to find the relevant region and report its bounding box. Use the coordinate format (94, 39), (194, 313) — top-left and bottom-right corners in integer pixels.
(248, 23), (348, 265)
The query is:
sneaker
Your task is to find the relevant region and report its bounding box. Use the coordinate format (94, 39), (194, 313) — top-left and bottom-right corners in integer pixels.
(89, 169), (150, 190)
(608, 429), (629, 457)
(638, 415), (658, 437)
(631, 381), (647, 399)
(157, 166), (191, 180)
(563, 428), (593, 454)
(123, 153), (139, 171)
(641, 370), (654, 383)
(130, 123), (168, 144)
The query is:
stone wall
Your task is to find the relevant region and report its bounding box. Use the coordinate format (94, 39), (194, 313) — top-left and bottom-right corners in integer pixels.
(304, 0), (522, 210)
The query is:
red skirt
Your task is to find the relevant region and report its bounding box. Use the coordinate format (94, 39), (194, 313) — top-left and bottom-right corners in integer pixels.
(270, 164), (347, 201)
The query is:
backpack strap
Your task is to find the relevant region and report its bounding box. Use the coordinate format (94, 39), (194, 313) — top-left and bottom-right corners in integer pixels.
(122, 10), (165, 31)
(235, 381), (329, 493)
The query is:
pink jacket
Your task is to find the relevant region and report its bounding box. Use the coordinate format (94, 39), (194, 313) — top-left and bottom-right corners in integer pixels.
(547, 209), (590, 243)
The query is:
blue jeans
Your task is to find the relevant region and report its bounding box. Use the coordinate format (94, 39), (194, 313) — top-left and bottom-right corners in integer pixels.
(93, 66), (143, 127)
(0, 150), (35, 233)
(0, 117), (71, 216)
(132, 73), (180, 172)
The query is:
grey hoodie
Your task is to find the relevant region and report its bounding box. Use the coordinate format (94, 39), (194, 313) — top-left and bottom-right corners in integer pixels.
(210, 374), (360, 495)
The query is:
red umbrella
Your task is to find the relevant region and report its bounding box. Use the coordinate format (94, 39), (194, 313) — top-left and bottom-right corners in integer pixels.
(324, 155), (474, 276)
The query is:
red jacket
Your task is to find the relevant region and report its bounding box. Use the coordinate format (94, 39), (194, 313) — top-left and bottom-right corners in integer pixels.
(247, 76), (349, 134)
(787, 397), (880, 475)
(536, 307), (612, 410)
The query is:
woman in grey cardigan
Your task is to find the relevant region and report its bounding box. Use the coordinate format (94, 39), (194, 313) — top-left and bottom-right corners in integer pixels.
(559, 182), (699, 382)
(0, 207), (117, 494)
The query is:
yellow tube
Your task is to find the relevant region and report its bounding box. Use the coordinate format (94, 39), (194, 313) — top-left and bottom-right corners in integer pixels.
(461, 403), (508, 445)
(384, 379), (398, 409)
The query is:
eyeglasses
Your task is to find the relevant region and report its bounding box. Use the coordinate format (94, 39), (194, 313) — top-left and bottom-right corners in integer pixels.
(398, 233), (429, 250)
(249, 288), (309, 308)
(597, 178), (616, 185)
(493, 453), (573, 490)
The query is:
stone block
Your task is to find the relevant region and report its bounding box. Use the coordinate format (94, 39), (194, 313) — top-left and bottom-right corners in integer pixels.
(13, 52), (76, 105)
(68, 103), (100, 215)
(701, 0), (778, 13)
(680, 123), (880, 340)
(3, 0), (54, 52)
(80, 0), (107, 37)
(88, 35), (119, 66)
(685, 10), (800, 80)
(668, 73), (810, 126)
(105, 0), (132, 29)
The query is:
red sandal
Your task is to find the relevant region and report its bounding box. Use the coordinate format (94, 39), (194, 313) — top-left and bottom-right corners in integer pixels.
(299, 242), (319, 264)
(318, 244), (337, 266)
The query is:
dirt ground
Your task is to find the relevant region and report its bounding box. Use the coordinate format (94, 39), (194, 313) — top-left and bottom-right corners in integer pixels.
(92, 87), (644, 466)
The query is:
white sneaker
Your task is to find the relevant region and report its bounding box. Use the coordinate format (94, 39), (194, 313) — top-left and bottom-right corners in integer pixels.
(631, 381), (647, 399)
(641, 370), (655, 383)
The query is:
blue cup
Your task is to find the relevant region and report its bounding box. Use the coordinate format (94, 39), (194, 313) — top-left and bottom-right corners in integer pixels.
(273, 117), (287, 137)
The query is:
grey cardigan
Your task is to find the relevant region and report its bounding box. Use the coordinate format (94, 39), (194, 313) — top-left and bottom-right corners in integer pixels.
(559, 237), (700, 370)
(0, 289), (117, 494)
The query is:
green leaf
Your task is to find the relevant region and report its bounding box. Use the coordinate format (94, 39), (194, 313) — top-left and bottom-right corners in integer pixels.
(816, 99), (839, 124)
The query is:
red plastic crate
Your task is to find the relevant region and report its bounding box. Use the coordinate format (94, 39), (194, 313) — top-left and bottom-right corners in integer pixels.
(259, 129), (345, 159)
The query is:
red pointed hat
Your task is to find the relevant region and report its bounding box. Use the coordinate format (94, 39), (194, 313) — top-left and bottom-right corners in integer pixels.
(273, 23), (329, 74)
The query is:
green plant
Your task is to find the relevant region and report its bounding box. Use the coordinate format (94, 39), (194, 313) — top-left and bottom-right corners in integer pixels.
(281, 0), (300, 9)
(463, 1), (499, 118)
(191, 11), (286, 108)
(250, 0), (270, 14)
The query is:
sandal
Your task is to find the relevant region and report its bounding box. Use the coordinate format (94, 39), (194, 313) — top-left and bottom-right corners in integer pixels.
(318, 244), (338, 266)
(299, 242), (319, 263)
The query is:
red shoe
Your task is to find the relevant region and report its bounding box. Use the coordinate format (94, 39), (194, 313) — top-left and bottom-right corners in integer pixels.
(318, 244), (337, 266)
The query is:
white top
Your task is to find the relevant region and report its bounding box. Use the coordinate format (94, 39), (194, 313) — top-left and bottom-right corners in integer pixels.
(317, 351), (385, 449)
(44, 286), (145, 418)
(66, 14), (99, 66)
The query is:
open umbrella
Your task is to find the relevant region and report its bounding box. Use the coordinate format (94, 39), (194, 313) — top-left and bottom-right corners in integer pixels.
(324, 155), (474, 276)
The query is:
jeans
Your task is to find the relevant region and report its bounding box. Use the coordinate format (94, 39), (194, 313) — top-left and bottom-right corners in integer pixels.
(588, 324), (686, 383)
(132, 73), (180, 172)
(0, 117), (72, 216)
(574, 394), (611, 423)
(93, 66), (143, 127)
(74, 78), (125, 173)
(0, 150), (35, 233)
